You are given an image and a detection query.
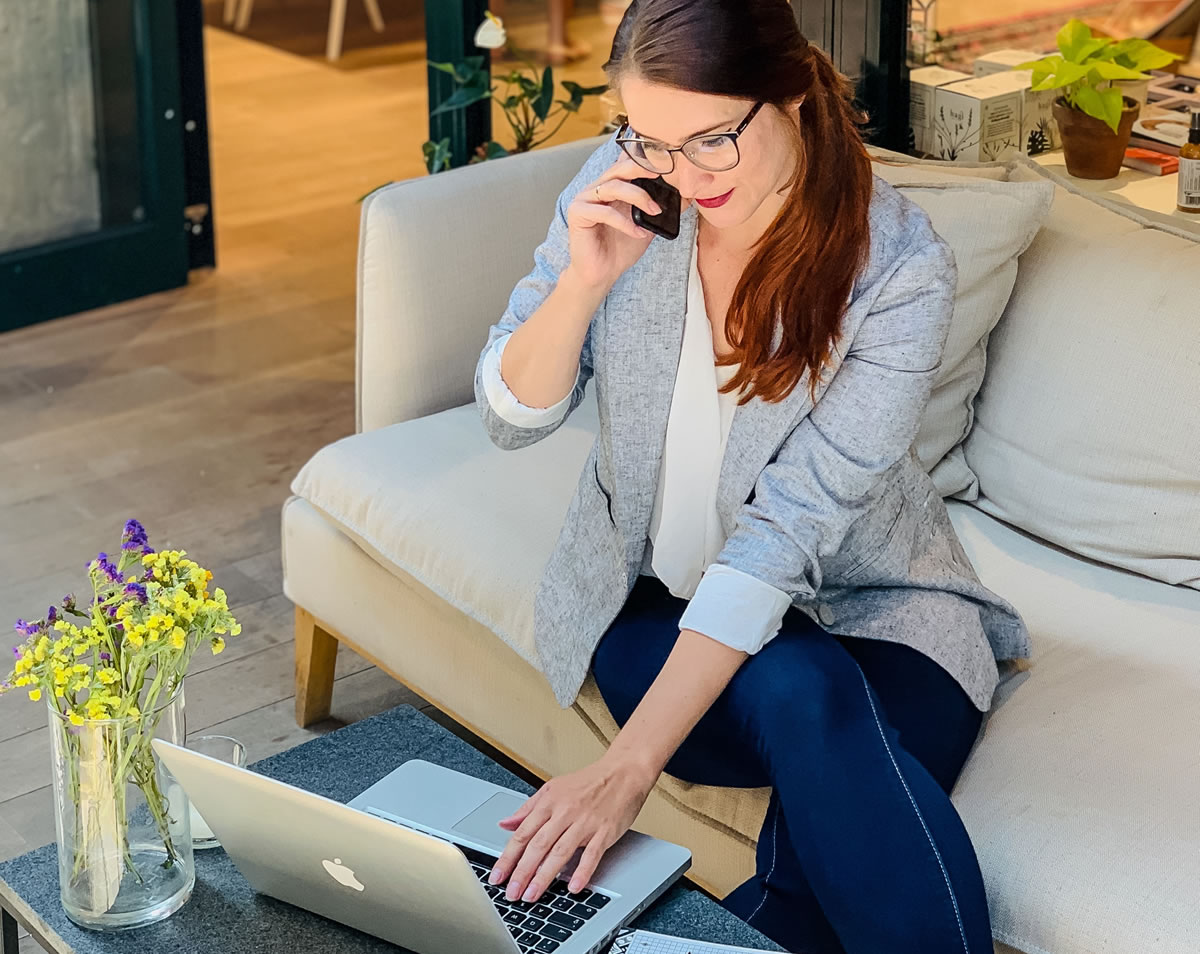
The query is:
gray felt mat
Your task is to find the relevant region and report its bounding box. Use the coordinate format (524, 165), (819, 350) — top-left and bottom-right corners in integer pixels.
(0, 704), (785, 953)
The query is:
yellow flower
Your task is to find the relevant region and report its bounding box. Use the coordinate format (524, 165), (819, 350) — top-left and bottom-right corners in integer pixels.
(170, 627), (187, 650)
(97, 669), (120, 686)
(127, 705), (140, 719)
(54, 668), (70, 686)
(68, 712), (84, 726)
(13, 656), (29, 675)
(230, 622), (242, 636)
(54, 687), (65, 698)
(28, 688), (41, 702)
(72, 663), (90, 675)
(127, 631), (145, 649)
(211, 637), (225, 655)
(53, 619), (67, 632)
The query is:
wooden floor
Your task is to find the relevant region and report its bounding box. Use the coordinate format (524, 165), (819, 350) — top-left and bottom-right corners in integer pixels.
(0, 18), (620, 945)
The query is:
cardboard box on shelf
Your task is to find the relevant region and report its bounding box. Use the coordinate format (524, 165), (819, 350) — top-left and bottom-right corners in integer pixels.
(972, 48), (1046, 77)
(909, 66), (971, 155)
(933, 74), (1024, 162)
(978, 69), (1061, 156)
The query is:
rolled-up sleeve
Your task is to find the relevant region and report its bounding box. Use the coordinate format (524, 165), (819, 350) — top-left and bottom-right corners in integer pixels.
(481, 333), (573, 429)
(678, 564), (794, 654)
(709, 236), (958, 604)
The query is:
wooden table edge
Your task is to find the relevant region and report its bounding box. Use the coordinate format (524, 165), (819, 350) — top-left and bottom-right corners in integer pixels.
(0, 871), (69, 954)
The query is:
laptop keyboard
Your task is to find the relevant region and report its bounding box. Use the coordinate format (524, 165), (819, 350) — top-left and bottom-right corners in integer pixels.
(457, 844), (613, 953)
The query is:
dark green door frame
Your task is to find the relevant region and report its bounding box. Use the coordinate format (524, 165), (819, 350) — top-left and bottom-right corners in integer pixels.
(425, 0), (492, 169)
(0, 0), (191, 333)
(794, 0), (911, 151)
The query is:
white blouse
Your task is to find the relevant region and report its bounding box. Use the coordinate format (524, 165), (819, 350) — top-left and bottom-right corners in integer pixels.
(481, 228), (793, 656)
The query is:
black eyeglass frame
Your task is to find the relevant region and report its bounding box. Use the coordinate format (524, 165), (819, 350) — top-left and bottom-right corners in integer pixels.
(615, 101), (766, 174)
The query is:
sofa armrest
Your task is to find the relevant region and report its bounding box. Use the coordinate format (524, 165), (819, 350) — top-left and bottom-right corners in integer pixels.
(356, 134), (610, 433)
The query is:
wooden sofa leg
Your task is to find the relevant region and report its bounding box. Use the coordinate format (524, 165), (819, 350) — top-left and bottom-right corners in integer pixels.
(294, 606), (338, 727)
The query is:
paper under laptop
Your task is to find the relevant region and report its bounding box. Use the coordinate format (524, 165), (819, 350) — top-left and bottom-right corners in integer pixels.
(610, 928), (787, 954)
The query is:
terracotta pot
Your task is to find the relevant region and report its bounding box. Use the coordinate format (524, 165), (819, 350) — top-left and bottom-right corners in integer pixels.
(1053, 96), (1140, 179)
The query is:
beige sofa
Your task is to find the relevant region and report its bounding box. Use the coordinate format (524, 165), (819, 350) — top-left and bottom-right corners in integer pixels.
(282, 135), (1200, 954)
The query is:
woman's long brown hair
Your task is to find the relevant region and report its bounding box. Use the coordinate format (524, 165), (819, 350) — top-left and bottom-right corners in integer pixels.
(604, 0), (875, 405)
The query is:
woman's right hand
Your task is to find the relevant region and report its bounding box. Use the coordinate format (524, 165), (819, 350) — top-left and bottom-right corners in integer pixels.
(562, 156), (665, 295)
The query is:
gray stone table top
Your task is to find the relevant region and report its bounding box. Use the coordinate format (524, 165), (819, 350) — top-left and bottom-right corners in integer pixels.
(0, 704), (784, 953)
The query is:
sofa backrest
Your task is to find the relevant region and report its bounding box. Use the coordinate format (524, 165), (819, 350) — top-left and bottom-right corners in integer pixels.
(358, 137), (1200, 592)
(965, 161), (1200, 591)
(357, 135), (608, 433)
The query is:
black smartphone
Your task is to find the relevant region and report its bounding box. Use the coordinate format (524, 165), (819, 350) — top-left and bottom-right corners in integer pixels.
(631, 176), (682, 241)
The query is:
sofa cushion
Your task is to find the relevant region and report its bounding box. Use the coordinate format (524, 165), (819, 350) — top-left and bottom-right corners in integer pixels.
(964, 164), (1200, 589)
(886, 177), (1053, 498)
(946, 501), (1200, 954)
(290, 396), (600, 670)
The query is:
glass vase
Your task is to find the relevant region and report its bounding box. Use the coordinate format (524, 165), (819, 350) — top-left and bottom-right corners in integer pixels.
(47, 684), (194, 930)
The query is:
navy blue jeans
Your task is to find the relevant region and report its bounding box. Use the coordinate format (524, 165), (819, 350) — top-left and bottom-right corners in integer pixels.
(591, 574), (991, 954)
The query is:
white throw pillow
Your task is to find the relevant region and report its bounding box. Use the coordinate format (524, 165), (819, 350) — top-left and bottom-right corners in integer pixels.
(870, 166), (1056, 497)
(964, 165), (1200, 590)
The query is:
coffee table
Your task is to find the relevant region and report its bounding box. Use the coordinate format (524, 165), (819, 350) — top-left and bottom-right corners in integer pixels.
(0, 705), (785, 954)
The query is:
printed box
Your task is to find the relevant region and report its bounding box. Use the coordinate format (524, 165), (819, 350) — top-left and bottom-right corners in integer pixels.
(933, 75), (1023, 162)
(973, 48), (1046, 77)
(978, 69), (1061, 156)
(909, 66), (971, 155)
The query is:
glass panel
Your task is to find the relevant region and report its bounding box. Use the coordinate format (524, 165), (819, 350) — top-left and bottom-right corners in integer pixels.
(0, 0), (144, 255)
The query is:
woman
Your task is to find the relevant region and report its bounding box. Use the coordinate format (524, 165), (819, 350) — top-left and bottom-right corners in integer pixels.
(472, 2), (1031, 951)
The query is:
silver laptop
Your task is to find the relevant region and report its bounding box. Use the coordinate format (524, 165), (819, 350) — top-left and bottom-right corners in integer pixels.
(153, 741), (691, 954)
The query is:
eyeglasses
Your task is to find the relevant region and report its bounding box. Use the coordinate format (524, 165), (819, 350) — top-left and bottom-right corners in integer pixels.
(615, 102), (765, 174)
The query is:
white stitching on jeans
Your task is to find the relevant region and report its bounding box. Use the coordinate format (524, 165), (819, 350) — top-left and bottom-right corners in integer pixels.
(858, 667), (971, 954)
(746, 796), (780, 926)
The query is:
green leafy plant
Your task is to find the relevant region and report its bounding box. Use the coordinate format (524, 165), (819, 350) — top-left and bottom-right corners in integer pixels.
(421, 13), (608, 173)
(1016, 18), (1180, 133)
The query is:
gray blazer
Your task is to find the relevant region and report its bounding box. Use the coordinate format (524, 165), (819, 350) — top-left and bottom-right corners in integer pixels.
(474, 135), (1031, 712)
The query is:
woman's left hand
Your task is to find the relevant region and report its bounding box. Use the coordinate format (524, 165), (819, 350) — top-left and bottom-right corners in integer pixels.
(488, 753), (659, 902)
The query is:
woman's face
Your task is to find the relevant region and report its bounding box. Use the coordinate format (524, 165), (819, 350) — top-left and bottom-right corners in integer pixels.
(616, 75), (800, 232)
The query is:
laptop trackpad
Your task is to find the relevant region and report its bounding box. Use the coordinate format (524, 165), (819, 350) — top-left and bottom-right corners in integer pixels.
(452, 792), (526, 850)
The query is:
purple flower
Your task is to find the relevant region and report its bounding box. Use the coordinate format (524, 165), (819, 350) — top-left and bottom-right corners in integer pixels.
(100, 651), (112, 660)
(123, 582), (147, 603)
(61, 594), (77, 612)
(121, 519), (151, 554)
(47, 606), (58, 624)
(14, 619), (40, 638)
(106, 605), (117, 618)
(11, 646), (21, 659)
(91, 552), (121, 584)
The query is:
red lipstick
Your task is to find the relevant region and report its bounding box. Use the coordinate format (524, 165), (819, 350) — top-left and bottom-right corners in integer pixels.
(695, 188), (734, 209)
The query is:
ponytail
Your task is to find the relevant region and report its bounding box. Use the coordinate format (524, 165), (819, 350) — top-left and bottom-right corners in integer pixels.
(720, 45), (874, 405)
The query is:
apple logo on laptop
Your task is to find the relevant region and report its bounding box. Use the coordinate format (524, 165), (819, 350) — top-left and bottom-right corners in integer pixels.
(322, 858), (365, 891)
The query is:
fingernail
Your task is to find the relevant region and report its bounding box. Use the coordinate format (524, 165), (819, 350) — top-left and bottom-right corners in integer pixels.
(650, 202), (662, 214)
(523, 885), (538, 902)
(487, 869), (501, 885)
(507, 882), (522, 901)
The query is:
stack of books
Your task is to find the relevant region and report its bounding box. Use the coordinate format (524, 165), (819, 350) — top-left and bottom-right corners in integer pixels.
(1128, 100), (1195, 157)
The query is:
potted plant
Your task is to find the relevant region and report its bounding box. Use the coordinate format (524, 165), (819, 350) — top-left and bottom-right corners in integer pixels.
(422, 12), (608, 173)
(1, 520), (241, 930)
(1017, 19), (1180, 179)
